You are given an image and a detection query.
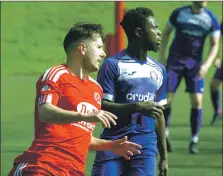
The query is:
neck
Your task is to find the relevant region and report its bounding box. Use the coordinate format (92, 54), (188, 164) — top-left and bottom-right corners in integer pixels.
(125, 42), (147, 61)
(66, 55), (88, 80)
(191, 3), (203, 14)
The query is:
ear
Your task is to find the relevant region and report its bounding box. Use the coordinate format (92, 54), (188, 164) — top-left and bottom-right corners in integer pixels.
(78, 43), (87, 55)
(135, 28), (143, 38)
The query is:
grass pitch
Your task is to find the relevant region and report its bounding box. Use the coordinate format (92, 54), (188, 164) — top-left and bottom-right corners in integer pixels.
(1, 2), (222, 176)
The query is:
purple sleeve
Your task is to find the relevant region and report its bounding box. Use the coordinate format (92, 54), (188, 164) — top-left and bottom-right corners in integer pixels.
(168, 8), (180, 27)
(97, 59), (119, 102)
(206, 10), (221, 37)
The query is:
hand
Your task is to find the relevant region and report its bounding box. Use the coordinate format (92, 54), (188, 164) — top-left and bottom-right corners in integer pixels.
(214, 58), (221, 69)
(136, 102), (165, 118)
(85, 110), (117, 128)
(158, 159), (168, 176)
(198, 64), (209, 78)
(149, 109), (164, 119)
(110, 136), (142, 160)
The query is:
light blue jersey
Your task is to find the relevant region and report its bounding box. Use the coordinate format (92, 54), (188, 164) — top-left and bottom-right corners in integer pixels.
(97, 50), (167, 139)
(168, 5), (220, 60)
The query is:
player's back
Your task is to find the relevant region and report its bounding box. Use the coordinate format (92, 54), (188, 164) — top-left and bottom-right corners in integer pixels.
(14, 64), (103, 173)
(168, 5), (220, 60)
(97, 50), (166, 140)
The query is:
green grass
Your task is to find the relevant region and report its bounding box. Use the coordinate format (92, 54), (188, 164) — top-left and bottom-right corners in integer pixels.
(1, 2), (222, 176)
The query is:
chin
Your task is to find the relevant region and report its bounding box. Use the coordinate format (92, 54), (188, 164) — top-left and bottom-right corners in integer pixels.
(92, 66), (99, 72)
(148, 45), (160, 52)
(194, 1), (207, 8)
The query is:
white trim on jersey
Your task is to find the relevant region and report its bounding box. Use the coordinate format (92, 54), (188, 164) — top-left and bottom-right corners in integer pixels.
(103, 93), (114, 102)
(46, 94), (53, 103)
(158, 99), (167, 106)
(38, 95), (43, 105)
(42, 65), (62, 81)
(210, 30), (221, 38)
(38, 94), (53, 106)
(146, 57), (163, 74)
(48, 67), (65, 81)
(52, 70), (69, 82)
(14, 163), (28, 176)
(42, 65), (63, 81)
(42, 65), (68, 82)
(38, 65), (69, 106)
(41, 85), (49, 91)
(89, 76), (103, 91)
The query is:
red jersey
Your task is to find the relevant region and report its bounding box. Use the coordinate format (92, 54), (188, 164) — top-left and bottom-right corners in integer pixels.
(13, 64), (103, 175)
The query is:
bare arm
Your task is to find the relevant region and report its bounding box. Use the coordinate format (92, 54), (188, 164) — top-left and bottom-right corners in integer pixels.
(38, 103), (117, 128)
(89, 136), (142, 160)
(199, 35), (220, 78)
(38, 103), (84, 124)
(89, 136), (113, 151)
(203, 35), (220, 68)
(159, 23), (174, 64)
(102, 100), (138, 116)
(102, 100), (164, 118)
(155, 112), (168, 161)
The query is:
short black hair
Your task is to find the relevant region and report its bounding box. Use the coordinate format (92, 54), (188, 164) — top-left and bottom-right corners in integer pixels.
(120, 7), (154, 42)
(63, 22), (104, 52)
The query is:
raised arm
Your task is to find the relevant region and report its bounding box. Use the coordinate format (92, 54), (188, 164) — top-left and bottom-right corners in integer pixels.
(159, 8), (179, 65)
(154, 65), (168, 176)
(199, 16), (221, 78)
(39, 103), (117, 128)
(159, 22), (174, 65)
(39, 103), (83, 124)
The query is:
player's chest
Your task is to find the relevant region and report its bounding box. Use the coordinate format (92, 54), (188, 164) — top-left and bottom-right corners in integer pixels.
(59, 83), (102, 112)
(117, 62), (163, 91)
(177, 10), (212, 35)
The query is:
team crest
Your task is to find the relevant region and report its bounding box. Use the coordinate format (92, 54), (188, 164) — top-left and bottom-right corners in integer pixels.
(150, 71), (159, 81)
(94, 92), (101, 105)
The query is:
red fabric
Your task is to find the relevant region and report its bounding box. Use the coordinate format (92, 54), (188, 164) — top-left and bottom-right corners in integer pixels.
(11, 64), (103, 175)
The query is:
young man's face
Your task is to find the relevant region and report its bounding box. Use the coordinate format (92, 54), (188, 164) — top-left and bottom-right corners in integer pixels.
(141, 16), (162, 52)
(83, 36), (106, 72)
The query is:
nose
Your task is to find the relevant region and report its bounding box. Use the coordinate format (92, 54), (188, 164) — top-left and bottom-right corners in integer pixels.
(157, 29), (162, 36)
(101, 49), (106, 59)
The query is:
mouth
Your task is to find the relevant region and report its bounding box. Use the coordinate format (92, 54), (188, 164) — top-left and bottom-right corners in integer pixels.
(96, 60), (101, 65)
(156, 42), (161, 46)
(157, 39), (162, 44)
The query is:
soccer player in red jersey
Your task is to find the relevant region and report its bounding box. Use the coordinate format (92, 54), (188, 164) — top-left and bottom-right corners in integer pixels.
(8, 22), (142, 176)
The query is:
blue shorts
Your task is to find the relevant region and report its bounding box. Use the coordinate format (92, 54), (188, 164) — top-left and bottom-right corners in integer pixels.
(166, 55), (204, 93)
(91, 156), (156, 176)
(213, 62), (223, 81)
(91, 133), (157, 176)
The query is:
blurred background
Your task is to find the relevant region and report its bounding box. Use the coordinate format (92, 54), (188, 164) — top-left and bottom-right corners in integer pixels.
(1, 2), (222, 176)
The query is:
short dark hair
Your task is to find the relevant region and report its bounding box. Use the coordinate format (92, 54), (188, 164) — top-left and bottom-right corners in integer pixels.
(63, 22), (104, 52)
(120, 7), (154, 42)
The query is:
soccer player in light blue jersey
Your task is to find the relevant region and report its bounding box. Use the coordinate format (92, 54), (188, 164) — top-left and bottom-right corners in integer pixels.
(159, 1), (221, 154)
(91, 7), (168, 176)
(210, 20), (223, 125)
